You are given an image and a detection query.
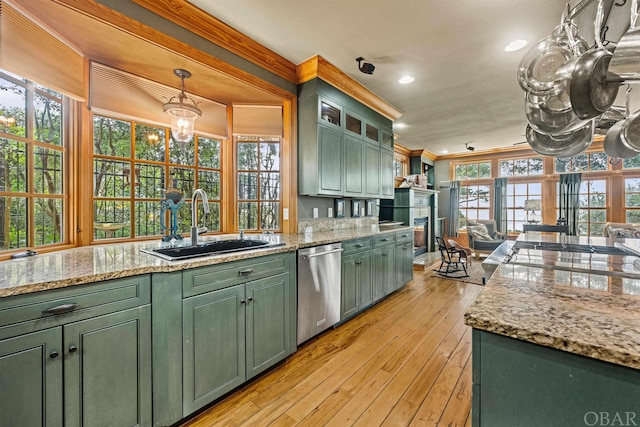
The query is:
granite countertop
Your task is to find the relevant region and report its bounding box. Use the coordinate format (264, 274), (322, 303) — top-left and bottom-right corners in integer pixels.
(465, 233), (640, 370)
(0, 225), (410, 298)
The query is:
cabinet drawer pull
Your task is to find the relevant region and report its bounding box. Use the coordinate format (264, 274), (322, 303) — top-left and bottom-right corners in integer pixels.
(382, 252), (389, 257)
(400, 234), (410, 238)
(355, 260), (363, 265)
(380, 238), (389, 242)
(239, 268), (254, 276)
(50, 350), (59, 359)
(355, 244), (363, 248)
(42, 303), (78, 317)
(68, 345), (78, 353)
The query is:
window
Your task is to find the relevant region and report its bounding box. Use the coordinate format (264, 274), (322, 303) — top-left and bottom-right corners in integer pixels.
(236, 136), (281, 231)
(393, 159), (403, 177)
(556, 152), (609, 173)
(506, 182), (542, 232)
(499, 158), (543, 176)
(625, 178), (640, 222)
(92, 115), (221, 240)
(454, 162), (490, 180)
(458, 184), (491, 229)
(623, 154), (640, 169)
(0, 70), (66, 251)
(559, 179), (606, 236)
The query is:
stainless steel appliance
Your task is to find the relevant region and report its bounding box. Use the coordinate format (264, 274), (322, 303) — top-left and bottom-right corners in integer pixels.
(297, 243), (343, 345)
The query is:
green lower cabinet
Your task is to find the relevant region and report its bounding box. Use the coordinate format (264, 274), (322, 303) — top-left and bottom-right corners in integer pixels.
(246, 273), (291, 379)
(395, 242), (413, 289)
(64, 306), (152, 427)
(372, 245), (395, 301)
(182, 272), (292, 414)
(473, 329), (640, 426)
(0, 305), (151, 427)
(0, 328), (63, 427)
(341, 251), (372, 320)
(182, 285), (246, 415)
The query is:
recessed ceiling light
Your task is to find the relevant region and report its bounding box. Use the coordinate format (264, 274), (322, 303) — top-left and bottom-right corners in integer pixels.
(395, 122), (407, 129)
(441, 149), (448, 154)
(504, 39), (528, 52)
(399, 76), (414, 84)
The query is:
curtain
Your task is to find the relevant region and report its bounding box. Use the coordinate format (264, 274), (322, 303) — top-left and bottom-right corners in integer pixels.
(559, 173), (582, 236)
(494, 177), (508, 234)
(448, 180), (460, 237)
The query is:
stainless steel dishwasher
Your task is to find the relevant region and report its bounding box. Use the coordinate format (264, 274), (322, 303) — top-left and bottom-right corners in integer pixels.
(297, 243), (343, 345)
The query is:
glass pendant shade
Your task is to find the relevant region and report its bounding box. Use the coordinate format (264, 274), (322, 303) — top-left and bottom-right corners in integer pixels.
(165, 103), (199, 143)
(163, 69), (201, 143)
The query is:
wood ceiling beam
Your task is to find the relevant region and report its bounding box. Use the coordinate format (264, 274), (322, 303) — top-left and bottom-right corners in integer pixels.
(130, 0), (298, 83)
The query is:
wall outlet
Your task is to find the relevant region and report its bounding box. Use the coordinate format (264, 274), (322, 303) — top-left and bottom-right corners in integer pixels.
(313, 208), (318, 218)
(328, 207), (333, 217)
(283, 207), (289, 220)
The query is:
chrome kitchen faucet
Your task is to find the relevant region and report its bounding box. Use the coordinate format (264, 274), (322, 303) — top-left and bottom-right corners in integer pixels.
(190, 189), (210, 246)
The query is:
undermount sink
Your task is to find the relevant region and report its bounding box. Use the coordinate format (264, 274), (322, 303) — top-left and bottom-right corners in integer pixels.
(141, 239), (283, 261)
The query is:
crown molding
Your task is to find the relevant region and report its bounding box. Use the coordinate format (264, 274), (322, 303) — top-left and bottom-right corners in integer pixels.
(297, 55), (403, 121)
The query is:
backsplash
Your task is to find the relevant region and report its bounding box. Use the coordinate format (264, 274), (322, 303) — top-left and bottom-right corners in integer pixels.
(297, 217), (379, 233)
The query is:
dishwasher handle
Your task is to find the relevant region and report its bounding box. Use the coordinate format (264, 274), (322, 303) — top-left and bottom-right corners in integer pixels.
(300, 248), (344, 259)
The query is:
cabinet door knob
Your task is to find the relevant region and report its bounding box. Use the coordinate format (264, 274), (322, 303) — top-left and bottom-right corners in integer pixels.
(382, 252), (388, 257)
(49, 350), (59, 359)
(68, 345), (78, 353)
(240, 299), (246, 304)
(248, 297), (253, 302)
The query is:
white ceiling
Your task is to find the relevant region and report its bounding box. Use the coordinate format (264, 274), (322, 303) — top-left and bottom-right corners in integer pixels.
(187, 0), (606, 155)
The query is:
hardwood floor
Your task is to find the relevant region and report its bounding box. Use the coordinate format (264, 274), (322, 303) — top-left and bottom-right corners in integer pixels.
(181, 265), (482, 427)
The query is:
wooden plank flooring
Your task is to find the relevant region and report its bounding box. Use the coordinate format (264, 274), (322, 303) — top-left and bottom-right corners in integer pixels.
(181, 265), (482, 427)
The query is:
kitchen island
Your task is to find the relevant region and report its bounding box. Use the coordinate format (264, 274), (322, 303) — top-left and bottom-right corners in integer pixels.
(465, 233), (640, 426)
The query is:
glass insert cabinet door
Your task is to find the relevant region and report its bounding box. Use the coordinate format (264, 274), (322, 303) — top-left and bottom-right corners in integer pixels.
(320, 100), (341, 127)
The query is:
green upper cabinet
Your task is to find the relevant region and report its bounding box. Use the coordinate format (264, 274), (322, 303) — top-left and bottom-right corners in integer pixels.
(364, 121), (380, 145)
(364, 144), (380, 197)
(345, 111), (363, 138)
(380, 150), (395, 198)
(381, 128), (394, 151)
(298, 78), (394, 199)
(344, 133), (364, 196)
(317, 125), (344, 195)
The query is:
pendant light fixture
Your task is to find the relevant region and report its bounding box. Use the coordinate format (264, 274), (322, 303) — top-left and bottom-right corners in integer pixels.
(163, 69), (202, 144)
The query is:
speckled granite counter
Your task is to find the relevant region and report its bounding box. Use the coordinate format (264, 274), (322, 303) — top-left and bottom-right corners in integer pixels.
(0, 225), (410, 298)
(465, 233), (640, 370)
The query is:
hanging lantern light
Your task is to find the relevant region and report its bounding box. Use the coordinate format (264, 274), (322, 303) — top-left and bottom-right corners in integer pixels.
(163, 69), (202, 144)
